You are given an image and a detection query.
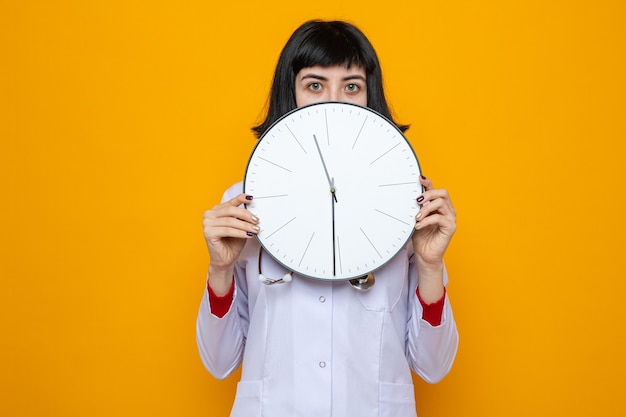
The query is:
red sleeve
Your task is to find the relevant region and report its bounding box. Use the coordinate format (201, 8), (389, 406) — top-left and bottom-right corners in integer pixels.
(416, 287), (446, 326)
(207, 279), (235, 318)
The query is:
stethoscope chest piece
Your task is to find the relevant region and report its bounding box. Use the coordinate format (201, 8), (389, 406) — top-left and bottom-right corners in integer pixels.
(258, 247), (292, 285)
(259, 246), (375, 290)
(349, 273), (375, 291)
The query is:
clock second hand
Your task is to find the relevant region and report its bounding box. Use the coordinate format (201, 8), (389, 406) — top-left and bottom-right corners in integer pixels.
(331, 177), (337, 276)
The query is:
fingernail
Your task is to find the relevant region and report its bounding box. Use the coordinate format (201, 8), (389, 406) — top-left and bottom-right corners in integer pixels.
(417, 195), (425, 203)
(252, 225), (260, 231)
(416, 211), (422, 219)
(246, 231), (254, 236)
(245, 195), (253, 200)
(252, 215), (259, 222)
(420, 175), (427, 180)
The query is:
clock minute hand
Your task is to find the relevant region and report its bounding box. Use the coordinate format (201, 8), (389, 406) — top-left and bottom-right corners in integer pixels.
(313, 134), (338, 202)
(313, 134), (338, 276)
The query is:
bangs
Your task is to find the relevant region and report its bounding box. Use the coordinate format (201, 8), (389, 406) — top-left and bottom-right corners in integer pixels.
(291, 26), (373, 73)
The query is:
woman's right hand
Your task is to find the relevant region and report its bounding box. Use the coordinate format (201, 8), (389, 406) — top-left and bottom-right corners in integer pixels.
(202, 193), (259, 294)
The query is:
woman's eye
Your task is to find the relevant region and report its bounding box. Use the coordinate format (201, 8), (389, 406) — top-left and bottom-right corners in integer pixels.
(308, 82), (322, 91)
(345, 84), (360, 92)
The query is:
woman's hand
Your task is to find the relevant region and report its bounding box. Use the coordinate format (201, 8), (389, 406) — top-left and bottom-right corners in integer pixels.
(202, 193), (259, 294)
(412, 176), (457, 302)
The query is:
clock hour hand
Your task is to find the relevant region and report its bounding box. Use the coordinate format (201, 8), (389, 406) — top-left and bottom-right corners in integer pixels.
(313, 134), (338, 202)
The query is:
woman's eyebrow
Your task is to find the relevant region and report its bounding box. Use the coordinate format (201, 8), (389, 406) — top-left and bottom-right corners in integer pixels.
(300, 73), (328, 81)
(299, 73), (366, 82)
(342, 74), (366, 82)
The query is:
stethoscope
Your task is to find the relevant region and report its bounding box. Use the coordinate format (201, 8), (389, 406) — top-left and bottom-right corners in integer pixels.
(257, 246), (375, 290)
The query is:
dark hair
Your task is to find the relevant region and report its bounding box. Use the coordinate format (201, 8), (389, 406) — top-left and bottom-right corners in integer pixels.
(252, 20), (408, 138)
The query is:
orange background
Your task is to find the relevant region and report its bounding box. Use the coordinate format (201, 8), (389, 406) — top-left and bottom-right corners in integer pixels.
(2, 1), (625, 416)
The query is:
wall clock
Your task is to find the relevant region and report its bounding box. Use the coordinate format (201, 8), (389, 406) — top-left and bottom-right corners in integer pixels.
(244, 102), (422, 283)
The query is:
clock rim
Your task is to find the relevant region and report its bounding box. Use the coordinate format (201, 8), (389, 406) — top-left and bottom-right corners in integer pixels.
(243, 101), (422, 281)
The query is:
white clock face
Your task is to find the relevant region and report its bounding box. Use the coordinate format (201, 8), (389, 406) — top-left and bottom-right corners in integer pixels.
(244, 102), (422, 281)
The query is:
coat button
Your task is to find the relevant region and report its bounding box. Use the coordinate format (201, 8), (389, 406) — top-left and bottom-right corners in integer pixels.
(319, 361), (326, 368)
(319, 296), (326, 303)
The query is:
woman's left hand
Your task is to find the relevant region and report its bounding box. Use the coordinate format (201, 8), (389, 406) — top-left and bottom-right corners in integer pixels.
(412, 176), (457, 268)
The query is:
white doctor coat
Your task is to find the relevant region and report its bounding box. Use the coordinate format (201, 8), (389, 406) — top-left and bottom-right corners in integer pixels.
(196, 183), (459, 417)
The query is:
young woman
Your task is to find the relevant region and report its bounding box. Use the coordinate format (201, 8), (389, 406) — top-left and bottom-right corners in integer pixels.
(197, 20), (458, 417)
